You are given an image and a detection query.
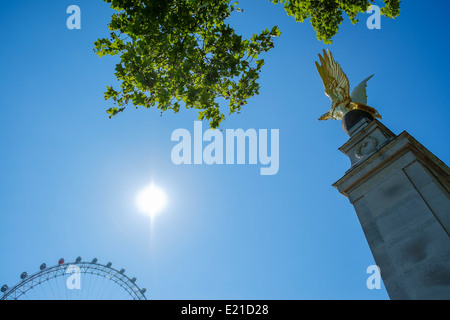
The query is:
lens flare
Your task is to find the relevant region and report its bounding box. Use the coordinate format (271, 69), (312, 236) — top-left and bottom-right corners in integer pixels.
(136, 184), (167, 217)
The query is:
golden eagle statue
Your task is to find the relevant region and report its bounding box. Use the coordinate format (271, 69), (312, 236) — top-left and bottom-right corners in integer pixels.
(315, 49), (381, 121)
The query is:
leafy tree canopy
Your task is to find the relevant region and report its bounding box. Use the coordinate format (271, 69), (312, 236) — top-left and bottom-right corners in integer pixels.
(95, 0), (280, 128)
(95, 0), (400, 128)
(271, 0), (400, 43)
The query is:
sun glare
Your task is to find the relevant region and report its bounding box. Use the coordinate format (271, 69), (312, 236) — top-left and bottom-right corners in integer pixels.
(136, 184), (168, 217)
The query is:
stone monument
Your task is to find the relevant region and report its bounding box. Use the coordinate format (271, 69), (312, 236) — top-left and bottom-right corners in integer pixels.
(315, 50), (450, 300)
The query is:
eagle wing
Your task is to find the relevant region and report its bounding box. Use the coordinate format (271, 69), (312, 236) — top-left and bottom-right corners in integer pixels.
(315, 49), (350, 106)
(350, 74), (374, 105)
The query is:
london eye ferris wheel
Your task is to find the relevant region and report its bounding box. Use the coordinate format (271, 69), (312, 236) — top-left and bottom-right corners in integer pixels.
(1, 257), (147, 300)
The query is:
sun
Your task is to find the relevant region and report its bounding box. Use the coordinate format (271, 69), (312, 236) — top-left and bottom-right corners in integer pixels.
(136, 184), (168, 217)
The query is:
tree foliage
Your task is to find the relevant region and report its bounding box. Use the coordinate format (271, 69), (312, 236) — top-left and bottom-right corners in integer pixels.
(95, 0), (280, 128)
(95, 0), (400, 127)
(271, 0), (401, 44)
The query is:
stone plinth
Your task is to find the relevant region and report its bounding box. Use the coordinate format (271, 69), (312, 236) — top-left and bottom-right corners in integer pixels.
(333, 117), (450, 300)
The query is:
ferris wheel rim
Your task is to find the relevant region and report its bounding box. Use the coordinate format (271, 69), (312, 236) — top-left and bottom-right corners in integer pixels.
(1, 258), (148, 300)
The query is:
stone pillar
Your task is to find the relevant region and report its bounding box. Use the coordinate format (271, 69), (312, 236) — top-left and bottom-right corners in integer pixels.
(333, 111), (450, 300)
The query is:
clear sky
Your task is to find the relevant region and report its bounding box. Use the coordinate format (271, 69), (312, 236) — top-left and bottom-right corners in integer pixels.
(0, 0), (448, 300)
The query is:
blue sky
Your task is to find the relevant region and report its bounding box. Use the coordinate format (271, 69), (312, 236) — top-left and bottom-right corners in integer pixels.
(0, 0), (448, 300)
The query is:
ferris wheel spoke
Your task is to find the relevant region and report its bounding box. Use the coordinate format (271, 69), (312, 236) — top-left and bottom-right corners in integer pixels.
(37, 280), (47, 300)
(101, 273), (114, 299)
(59, 272), (69, 300)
